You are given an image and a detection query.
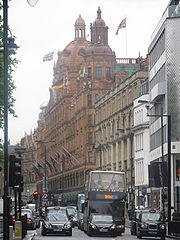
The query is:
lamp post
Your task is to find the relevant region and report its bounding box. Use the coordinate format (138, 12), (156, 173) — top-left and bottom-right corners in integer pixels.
(36, 140), (55, 193)
(3, 1), (19, 239)
(138, 99), (171, 226)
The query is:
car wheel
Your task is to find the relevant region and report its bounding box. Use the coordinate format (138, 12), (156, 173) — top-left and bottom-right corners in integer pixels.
(67, 231), (72, 236)
(137, 231), (142, 239)
(87, 226), (91, 236)
(41, 228), (46, 236)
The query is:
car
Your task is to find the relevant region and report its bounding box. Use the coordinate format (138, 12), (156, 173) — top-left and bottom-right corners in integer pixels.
(21, 209), (36, 230)
(131, 209), (149, 235)
(66, 206), (77, 227)
(87, 214), (117, 237)
(41, 212), (72, 236)
(137, 210), (166, 240)
(46, 206), (67, 216)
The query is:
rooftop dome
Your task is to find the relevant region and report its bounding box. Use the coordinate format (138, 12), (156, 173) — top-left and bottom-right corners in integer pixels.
(93, 6), (105, 27)
(75, 14), (85, 27)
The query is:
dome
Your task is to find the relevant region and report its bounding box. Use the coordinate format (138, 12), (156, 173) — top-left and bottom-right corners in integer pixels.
(75, 14), (85, 27)
(56, 38), (90, 71)
(93, 6), (105, 27)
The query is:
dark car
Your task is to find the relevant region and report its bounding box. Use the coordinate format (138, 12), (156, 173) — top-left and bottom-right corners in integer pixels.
(137, 210), (166, 240)
(41, 212), (72, 236)
(66, 206), (77, 227)
(131, 209), (149, 235)
(87, 214), (117, 237)
(21, 209), (36, 230)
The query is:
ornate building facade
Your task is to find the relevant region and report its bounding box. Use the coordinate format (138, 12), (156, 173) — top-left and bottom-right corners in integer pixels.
(33, 7), (116, 203)
(95, 57), (148, 209)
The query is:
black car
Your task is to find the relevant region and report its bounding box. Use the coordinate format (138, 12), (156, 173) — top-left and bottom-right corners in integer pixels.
(137, 210), (166, 240)
(41, 212), (72, 236)
(131, 209), (149, 235)
(87, 214), (117, 237)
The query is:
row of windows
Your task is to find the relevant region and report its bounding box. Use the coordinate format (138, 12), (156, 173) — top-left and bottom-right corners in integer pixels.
(149, 64), (165, 90)
(149, 30), (165, 69)
(87, 67), (111, 80)
(136, 160), (144, 184)
(135, 133), (144, 152)
(150, 125), (166, 151)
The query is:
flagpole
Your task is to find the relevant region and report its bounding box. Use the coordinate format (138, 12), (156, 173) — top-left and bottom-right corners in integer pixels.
(62, 146), (79, 164)
(125, 26), (127, 57)
(125, 16), (127, 57)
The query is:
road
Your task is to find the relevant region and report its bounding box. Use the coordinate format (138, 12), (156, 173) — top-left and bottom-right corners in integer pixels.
(30, 226), (174, 240)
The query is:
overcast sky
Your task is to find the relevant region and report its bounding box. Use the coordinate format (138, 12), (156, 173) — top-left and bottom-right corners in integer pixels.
(3, 0), (170, 145)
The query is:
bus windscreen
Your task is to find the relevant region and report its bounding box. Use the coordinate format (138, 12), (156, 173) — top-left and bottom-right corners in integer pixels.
(90, 172), (124, 192)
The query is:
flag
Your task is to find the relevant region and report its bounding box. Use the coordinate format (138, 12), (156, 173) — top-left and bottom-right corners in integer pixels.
(60, 154), (65, 172)
(50, 156), (58, 173)
(32, 165), (40, 177)
(46, 160), (54, 174)
(116, 18), (126, 35)
(79, 65), (85, 77)
(50, 79), (64, 90)
(43, 51), (54, 62)
(38, 162), (44, 179)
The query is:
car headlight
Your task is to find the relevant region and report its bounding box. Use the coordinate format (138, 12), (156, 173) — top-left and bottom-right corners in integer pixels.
(90, 223), (96, 229)
(117, 225), (124, 229)
(45, 222), (52, 228)
(111, 224), (116, 229)
(141, 223), (147, 228)
(160, 224), (165, 230)
(64, 223), (71, 229)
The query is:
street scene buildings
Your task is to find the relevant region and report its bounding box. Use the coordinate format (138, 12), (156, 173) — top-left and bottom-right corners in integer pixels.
(1, 0), (180, 228)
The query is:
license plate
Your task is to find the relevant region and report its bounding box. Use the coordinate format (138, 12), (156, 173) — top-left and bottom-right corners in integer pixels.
(53, 229), (62, 232)
(149, 231), (157, 234)
(100, 229), (108, 232)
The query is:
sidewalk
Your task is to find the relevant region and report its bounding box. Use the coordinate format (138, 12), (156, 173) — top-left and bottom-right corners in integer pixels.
(23, 231), (36, 240)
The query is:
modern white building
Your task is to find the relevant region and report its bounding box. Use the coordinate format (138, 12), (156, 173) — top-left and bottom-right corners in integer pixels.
(133, 80), (150, 208)
(148, 0), (180, 214)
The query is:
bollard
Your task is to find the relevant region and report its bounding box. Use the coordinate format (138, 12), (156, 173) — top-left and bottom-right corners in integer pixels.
(9, 225), (13, 240)
(15, 221), (22, 240)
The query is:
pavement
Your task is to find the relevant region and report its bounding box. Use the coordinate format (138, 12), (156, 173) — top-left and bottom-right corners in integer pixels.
(23, 230), (36, 240)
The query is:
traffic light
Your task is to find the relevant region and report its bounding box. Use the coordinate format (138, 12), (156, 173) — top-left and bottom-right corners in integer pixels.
(9, 155), (22, 187)
(33, 191), (38, 200)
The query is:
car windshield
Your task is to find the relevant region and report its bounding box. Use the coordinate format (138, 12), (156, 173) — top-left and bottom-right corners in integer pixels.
(46, 213), (68, 222)
(141, 212), (161, 221)
(92, 215), (113, 223)
(67, 208), (76, 216)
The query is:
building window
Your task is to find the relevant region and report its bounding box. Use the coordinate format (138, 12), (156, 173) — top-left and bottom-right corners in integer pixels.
(96, 67), (102, 78)
(95, 94), (99, 102)
(106, 67), (110, 79)
(88, 151), (92, 163)
(88, 132), (93, 143)
(88, 67), (92, 79)
(88, 95), (92, 106)
(88, 114), (92, 126)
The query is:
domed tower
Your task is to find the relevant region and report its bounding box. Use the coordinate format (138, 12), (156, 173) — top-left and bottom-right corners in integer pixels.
(75, 14), (86, 40)
(91, 6), (108, 46)
(50, 14), (90, 103)
(85, 7), (116, 96)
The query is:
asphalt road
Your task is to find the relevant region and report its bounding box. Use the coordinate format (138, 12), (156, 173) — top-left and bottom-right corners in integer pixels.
(30, 226), (174, 240)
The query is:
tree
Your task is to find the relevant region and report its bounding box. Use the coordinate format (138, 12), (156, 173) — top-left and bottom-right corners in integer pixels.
(0, 3), (19, 162)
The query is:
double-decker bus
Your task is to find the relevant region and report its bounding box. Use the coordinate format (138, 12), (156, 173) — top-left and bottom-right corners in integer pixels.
(83, 170), (126, 235)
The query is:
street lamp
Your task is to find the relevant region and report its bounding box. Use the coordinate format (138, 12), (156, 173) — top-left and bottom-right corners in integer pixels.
(36, 140), (55, 193)
(138, 99), (171, 227)
(2, 1), (19, 239)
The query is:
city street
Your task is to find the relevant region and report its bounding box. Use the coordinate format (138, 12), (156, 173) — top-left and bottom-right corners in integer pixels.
(29, 226), (173, 240)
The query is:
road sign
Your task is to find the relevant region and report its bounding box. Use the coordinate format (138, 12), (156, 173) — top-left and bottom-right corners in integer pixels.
(42, 193), (48, 199)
